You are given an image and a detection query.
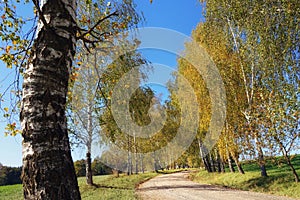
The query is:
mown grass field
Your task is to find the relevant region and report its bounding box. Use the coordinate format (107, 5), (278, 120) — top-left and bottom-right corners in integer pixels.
(0, 184), (23, 200)
(0, 172), (158, 200)
(1, 160), (299, 199)
(0, 168), (190, 199)
(190, 155), (300, 199)
(79, 172), (158, 199)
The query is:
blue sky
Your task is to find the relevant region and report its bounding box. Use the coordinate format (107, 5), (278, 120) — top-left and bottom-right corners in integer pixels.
(0, 0), (204, 167)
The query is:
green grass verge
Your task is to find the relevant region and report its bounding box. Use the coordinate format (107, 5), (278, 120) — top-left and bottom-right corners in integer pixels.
(79, 172), (158, 200)
(0, 172), (158, 200)
(0, 184), (23, 200)
(157, 168), (190, 174)
(190, 155), (300, 199)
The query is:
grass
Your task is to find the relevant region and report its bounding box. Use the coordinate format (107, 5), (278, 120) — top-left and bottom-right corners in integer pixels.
(0, 172), (158, 200)
(78, 172), (158, 200)
(3, 162), (298, 199)
(78, 169), (188, 199)
(190, 155), (300, 199)
(0, 184), (23, 200)
(157, 168), (190, 174)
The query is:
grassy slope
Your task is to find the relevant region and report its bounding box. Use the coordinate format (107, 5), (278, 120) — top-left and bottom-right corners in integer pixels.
(0, 184), (23, 200)
(79, 173), (157, 200)
(0, 172), (158, 200)
(190, 155), (300, 199)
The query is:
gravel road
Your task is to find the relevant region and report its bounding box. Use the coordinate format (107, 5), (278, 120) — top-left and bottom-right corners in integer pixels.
(137, 171), (297, 200)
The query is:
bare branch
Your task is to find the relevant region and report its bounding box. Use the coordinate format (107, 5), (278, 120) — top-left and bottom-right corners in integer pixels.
(77, 11), (119, 40)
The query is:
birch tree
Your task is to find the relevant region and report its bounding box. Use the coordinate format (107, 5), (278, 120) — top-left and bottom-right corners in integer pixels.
(20, 1), (82, 198)
(68, 54), (100, 185)
(200, 0), (299, 178)
(0, 0), (141, 198)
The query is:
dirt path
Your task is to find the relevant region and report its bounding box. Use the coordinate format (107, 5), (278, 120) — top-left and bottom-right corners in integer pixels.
(137, 171), (297, 200)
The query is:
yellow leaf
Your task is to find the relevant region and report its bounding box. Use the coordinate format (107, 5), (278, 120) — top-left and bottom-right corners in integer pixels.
(6, 45), (12, 53)
(12, 40), (17, 45)
(4, 107), (9, 112)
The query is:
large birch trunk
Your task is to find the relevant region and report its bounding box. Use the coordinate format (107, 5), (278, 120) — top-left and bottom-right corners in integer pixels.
(20, 0), (80, 199)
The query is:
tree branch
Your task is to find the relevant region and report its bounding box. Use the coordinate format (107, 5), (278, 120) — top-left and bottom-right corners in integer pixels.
(77, 11), (119, 40)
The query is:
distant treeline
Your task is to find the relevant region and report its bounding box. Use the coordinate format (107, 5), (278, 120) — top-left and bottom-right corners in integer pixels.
(0, 164), (22, 186)
(0, 158), (112, 186)
(74, 158), (112, 177)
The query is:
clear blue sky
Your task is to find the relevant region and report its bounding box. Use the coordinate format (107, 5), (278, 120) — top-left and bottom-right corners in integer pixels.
(0, 0), (204, 167)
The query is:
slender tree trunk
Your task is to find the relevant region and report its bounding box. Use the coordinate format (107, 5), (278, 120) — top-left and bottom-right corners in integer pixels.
(281, 146), (299, 183)
(285, 156), (299, 183)
(198, 139), (206, 170)
(255, 136), (268, 177)
(232, 154), (245, 174)
(86, 152), (93, 185)
(140, 154), (144, 173)
(257, 147), (268, 177)
(235, 160), (245, 175)
(273, 135), (299, 183)
(198, 139), (211, 172)
(224, 122), (234, 173)
(134, 132), (138, 174)
(226, 147), (235, 173)
(286, 156), (299, 183)
(20, 0), (80, 199)
(215, 149), (222, 173)
(220, 157), (225, 173)
(225, 143), (235, 173)
(153, 151), (159, 172)
(127, 136), (132, 175)
(86, 106), (93, 185)
(205, 155), (213, 172)
(209, 153), (216, 172)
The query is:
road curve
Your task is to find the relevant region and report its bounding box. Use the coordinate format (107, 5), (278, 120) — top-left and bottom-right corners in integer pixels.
(137, 171), (297, 200)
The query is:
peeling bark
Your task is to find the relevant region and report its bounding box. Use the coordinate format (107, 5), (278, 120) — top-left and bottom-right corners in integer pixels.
(20, 0), (80, 199)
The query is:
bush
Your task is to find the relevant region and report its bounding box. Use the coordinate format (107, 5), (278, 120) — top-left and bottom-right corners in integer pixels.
(74, 159), (86, 177)
(92, 158), (112, 175)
